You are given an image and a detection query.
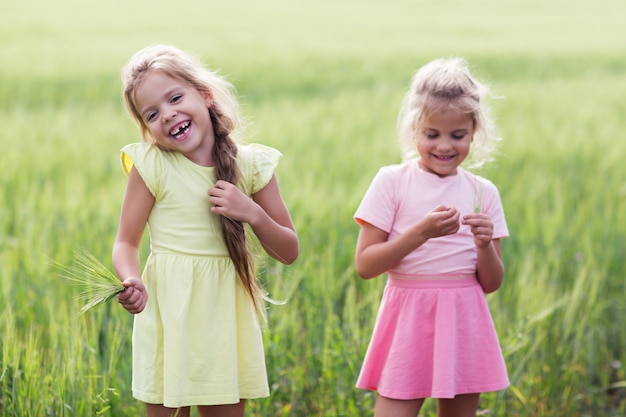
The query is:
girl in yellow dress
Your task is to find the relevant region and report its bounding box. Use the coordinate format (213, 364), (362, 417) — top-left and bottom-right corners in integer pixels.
(113, 44), (299, 417)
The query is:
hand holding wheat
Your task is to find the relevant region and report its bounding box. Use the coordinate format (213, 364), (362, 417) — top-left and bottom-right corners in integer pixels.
(58, 249), (148, 314)
(462, 213), (494, 248)
(117, 277), (148, 314)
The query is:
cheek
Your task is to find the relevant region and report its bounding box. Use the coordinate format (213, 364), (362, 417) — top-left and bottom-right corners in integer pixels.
(458, 144), (471, 159)
(150, 134), (172, 150)
(415, 138), (429, 152)
(152, 139), (166, 150)
(147, 124), (167, 140)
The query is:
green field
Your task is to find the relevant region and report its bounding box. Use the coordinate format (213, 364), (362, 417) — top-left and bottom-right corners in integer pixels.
(1, 0), (625, 415)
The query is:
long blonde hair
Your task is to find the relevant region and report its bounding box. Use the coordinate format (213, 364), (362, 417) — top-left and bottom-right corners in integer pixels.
(121, 44), (264, 314)
(397, 57), (501, 169)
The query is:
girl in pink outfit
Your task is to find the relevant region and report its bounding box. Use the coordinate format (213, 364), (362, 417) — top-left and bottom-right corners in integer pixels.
(354, 58), (508, 417)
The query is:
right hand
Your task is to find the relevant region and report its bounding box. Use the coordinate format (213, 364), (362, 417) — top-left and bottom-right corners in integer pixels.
(117, 277), (148, 314)
(420, 205), (460, 239)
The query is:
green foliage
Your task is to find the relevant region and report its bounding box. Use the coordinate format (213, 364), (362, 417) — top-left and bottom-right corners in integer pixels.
(56, 249), (126, 314)
(1, 0), (625, 416)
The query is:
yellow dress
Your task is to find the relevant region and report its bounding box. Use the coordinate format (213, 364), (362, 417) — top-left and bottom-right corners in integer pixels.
(120, 142), (280, 407)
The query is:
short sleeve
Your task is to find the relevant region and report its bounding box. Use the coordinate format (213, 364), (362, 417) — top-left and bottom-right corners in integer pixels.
(354, 166), (398, 233)
(238, 144), (282, 195)
(120, 142), (163, 197)
(482, 180), (509, 239)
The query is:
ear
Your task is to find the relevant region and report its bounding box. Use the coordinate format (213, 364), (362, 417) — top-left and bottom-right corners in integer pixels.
(202, 89), (214, 107)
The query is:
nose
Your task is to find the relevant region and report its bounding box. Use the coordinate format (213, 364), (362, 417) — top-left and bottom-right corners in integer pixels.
(162, 108), (177, 123)
(436, 138), (453, 151)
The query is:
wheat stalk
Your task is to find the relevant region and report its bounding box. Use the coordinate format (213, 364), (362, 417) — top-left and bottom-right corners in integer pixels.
(473, 176), (485, 213)
(57, 249), (125, 314)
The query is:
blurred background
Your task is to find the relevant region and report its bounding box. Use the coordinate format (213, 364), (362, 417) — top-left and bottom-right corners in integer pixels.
(1, 0), (625, 416)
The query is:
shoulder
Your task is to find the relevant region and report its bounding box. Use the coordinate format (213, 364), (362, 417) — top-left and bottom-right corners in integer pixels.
(122, 142), (160, 156)
(237, 143), (282, 194)
(373, 160), (416, 183)
(237, 143), (282, 164)
(121, 142), (165, 176)
(459, 168), (504, 215)
(361, 162), (414, 200)
(459, 167), (497, 189)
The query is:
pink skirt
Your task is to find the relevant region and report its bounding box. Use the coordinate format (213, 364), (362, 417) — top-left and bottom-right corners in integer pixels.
(356, 274), (509, 399)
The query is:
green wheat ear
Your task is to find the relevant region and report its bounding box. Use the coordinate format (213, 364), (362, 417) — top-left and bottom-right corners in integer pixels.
(473, 176), (485, 213)
(57, 249), (125, 314)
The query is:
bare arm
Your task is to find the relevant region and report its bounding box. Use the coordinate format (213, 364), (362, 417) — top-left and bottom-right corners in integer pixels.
(209, 175), (298, 264)
(475, 239), (504, 293)
(112, 167), (153, 314)
(355, 205), (461, 279)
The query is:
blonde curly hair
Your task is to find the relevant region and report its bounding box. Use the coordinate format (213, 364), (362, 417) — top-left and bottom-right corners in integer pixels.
(397, 57), (501, 169)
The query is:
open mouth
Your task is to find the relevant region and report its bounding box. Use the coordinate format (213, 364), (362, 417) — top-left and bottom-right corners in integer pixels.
(170, 121), (191, 139)
(434, 154), (455, 161)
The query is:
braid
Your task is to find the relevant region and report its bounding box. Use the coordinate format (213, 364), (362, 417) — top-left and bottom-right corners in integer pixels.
(209, 107), (264, 314)
(121, 45), (266, 314)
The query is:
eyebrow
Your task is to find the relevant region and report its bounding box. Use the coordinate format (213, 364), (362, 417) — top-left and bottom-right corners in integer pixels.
(139, 105), (155, 120)
(423, 127), (470, 133)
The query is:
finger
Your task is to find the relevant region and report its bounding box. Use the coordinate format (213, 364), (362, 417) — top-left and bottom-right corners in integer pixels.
(128, 296), (146, 314)
(444, 213), (460, 225)
(209, 181), (231, 195)
(471, 225), (487, 235)
(432, 210), (454, 223)
(441, 221), (460, 236)
(473, 230), (493, 242)
(208, 196), (221, 207)
(122, 277), (141, 288)
(213, 180), (234, 191)
(131, 303), (143, 314)
(464, 219), (490, 230)
(117, 286), (133, 301)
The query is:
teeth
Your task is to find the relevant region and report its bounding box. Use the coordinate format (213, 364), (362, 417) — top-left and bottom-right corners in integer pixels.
(170, 121), (190, 138)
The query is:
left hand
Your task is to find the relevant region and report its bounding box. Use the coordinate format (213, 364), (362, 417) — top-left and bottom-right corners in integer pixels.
(462, 213), (494, 248)
(208, 180), (256, 222)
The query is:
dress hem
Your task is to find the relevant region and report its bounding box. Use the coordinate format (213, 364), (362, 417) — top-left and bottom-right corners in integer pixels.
(133, 389), (270, 408)
(356, 381), (510, 400)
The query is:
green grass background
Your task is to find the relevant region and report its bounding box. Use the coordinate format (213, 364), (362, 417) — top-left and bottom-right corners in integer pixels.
(1, 0), (625, 415)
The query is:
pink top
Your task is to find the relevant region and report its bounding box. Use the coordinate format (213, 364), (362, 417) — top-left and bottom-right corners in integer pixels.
(354, 160), (508, 276)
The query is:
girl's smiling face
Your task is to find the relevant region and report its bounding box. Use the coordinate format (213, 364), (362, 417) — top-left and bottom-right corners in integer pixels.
(134, 70), (215, 166)
(415, 104), (474, 177)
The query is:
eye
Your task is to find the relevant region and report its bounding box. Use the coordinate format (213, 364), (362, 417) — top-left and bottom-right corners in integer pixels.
(146, 111), (158, 122)
(425, 132), (439, 139)
(170, 94), (182, 103)
(452, 132), (468, 140)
